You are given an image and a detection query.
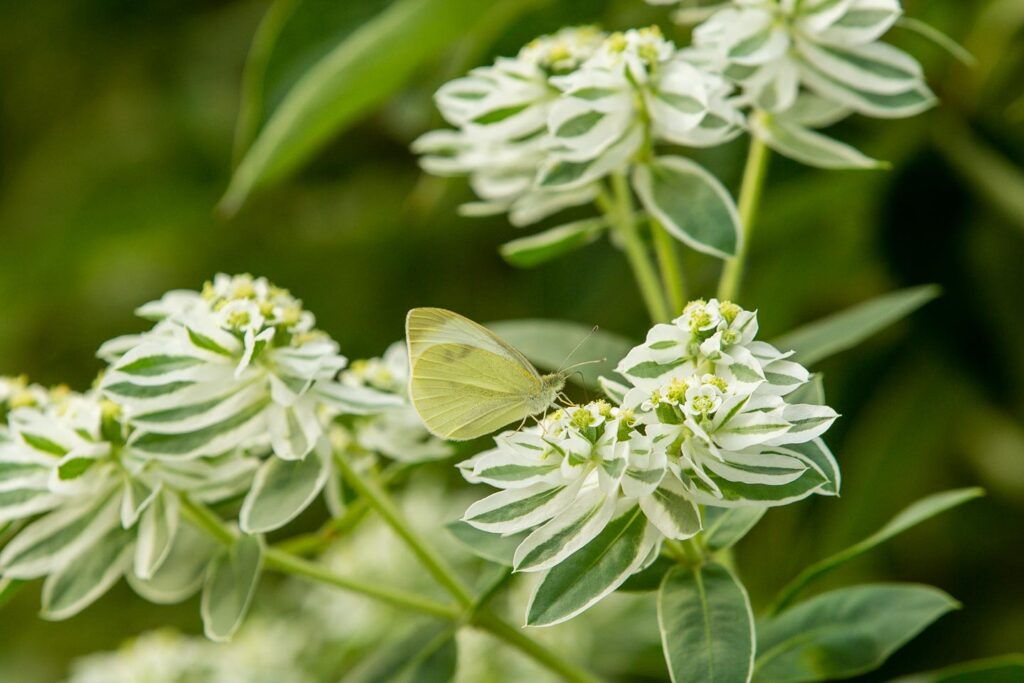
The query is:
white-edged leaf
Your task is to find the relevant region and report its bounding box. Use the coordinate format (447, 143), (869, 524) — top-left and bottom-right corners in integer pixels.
(755, 584), (959, 682)
(201, 535), (264, 642)
(40, 526), (134, 620)
(632, 156), (740, 259)
(513, 489), (616, 572)
(526, 504), (656, 626)
(0, 492), (120, 579)
(463, 480), (582, 535)
(133, 490), (180, 580)
(127, 521), (219, 604)
(752, 115), (885, 169)
(240, 443), (329, 533)
(640, 475), (702, 540)
(658, 562), (755, 683)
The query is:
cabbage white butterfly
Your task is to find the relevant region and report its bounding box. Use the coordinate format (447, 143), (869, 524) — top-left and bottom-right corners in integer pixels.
(406, 307), (567, 441)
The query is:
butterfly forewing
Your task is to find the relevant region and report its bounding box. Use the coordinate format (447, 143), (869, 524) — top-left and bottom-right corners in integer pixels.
(406, 308), (540, 378)
(406, 308), (551, 441)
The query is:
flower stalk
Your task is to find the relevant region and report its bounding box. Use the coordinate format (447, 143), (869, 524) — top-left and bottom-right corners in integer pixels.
(180, 494), (601, 683)
(718, 131), (771, 302)
(601, 174), (672, 323)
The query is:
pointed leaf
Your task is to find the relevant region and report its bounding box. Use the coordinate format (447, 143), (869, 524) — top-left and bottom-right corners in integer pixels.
(526, 504), (655, 626)
(773, 285), (939, 365)
(755, 584), (959, 682)
(221, 0), (503, 214)
(769, 488), (983, 614)
(752, 115), (885, 170)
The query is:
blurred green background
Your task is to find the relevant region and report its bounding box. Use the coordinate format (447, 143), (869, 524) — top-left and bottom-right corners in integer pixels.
(0, 0), (1022, 680)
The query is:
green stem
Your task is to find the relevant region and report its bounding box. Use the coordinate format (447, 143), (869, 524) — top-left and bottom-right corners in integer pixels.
(264, 548), (461, 620)
(717, 131), (771, 302)
(477, 612), (602, 683)
(600, 175), (672, 323)
(181, 495), (599, 683)
(650, 217), (688, 315)
(333, 450), (475, 607)
(177, 495), (459, 620)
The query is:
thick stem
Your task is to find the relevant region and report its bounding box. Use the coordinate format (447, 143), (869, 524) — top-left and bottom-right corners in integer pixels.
(333, 450), (475, 607)
(650, 217), (688, 315)
(600, 175), (672, 323)
(717, 131), (771, 302)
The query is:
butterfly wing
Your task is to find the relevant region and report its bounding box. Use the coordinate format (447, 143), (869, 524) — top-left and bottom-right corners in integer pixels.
(406, 309), (547, 441)
(406, 308), (540, 377)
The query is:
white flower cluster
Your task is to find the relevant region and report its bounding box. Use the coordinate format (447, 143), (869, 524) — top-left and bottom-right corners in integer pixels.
(0, 275), (440, 622)
(458, 299), (838, 621)
(414, 26), (741, 227)
(0, 384), (253, 620)
(685, 0), (933, 119)
(658, 0), (935, 166)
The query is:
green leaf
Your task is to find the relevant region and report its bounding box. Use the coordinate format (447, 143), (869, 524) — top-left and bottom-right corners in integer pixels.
(703, 506), (766, 553)
(487, 319), (634, 390)
(889, 654), (1024, 683)
(768, 488), (983, 615)
(349, 622), (458, 683)
(526, 505), (654, 626)
(221, 0), (502, 214)
(632, 155), (740, 259)
(0, 494), (120, 579)
(658, 562), (755, 683)
(445, 520), (525, 566)
(755, 584), (959, 682)
(240, 446), (329, 533)
(127, 521), (219, 605)
(773, 285), (940, 366)
(134, 491), (180, 580)
(499, 218), (607, 268)
(752, 115), (885, 170)
(40, 526), (134, 620)
(201, 535), (264, 642)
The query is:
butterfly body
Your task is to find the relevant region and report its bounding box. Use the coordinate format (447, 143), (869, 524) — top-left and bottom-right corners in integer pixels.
(406, 308), (565, 441)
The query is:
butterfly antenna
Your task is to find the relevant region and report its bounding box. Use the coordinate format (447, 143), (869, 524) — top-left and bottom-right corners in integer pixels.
(556, 325), (600, 374)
